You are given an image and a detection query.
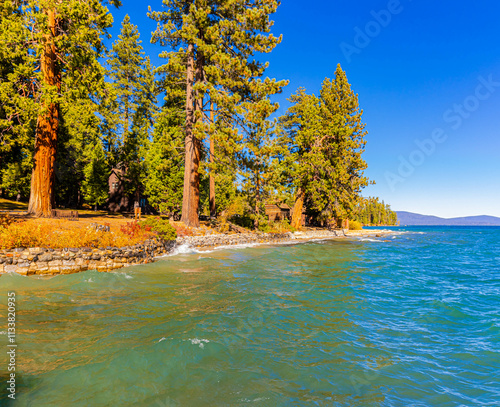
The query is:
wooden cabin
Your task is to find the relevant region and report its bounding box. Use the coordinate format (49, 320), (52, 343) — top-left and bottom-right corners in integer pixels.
(265, 203), (291, 222)
(108, 168), (129, 212)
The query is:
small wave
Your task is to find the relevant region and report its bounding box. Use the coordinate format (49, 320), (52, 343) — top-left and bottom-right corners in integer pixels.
(110, 270), (134, 279)
(198, 242), (261, 253)
(187, 338), (209, 349)
(0, 331), (6, 335)
(163, 243), (200, 257)
(357, 238), (383, 243)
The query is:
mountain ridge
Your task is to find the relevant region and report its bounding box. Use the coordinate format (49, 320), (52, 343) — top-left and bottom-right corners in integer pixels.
(396, 211), (500, 226)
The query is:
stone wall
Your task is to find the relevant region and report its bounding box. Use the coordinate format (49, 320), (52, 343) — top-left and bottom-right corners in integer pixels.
(177, 232), (293, 249)
(0, 239), (176, 276)
(0, 231), (318, 276)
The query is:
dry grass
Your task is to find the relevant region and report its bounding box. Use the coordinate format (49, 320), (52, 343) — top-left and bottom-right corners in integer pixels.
(0, 216), (154, 249)
(0, 207), (218, 249)
(0, 198), (226, 249)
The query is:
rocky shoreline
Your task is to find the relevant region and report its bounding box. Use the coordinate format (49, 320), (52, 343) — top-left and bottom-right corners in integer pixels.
(0, 229), (392, 276)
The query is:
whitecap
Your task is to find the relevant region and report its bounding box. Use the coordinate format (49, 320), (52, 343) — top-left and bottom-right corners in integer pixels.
(176, 243), (199, 254)
(357, 238), (382, 243)
(160, 244), (200, 257)
(187, 338), (210, 349)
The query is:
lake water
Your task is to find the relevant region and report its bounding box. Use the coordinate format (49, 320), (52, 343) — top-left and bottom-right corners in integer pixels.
(0, 227), (499, 406)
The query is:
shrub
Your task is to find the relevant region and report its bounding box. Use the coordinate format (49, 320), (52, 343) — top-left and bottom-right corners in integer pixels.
(0, 214), (15, 229)
(120, 221), (151, 238)
(139, 217), (177, 241)
(229, 214), (253, 229)
(349, 220), (363, 230)
(171, 222), (195, 237)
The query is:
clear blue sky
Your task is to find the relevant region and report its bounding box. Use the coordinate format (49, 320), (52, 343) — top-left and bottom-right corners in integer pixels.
(107, 0), (500, 218)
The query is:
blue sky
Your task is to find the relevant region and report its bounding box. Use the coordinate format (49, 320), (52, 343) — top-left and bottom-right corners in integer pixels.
(106, 0), (500, 218)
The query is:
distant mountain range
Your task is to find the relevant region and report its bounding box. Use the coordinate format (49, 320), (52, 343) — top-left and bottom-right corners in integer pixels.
(396, 211), (500, 226)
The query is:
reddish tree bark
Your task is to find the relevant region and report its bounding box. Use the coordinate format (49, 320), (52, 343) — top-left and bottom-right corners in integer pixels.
(209, 101), (216, 218)
(291, 187), (304, 230)
(254, 173), (260, 228)
(181, 44), (201, 227)
(28, 9), (60, 217)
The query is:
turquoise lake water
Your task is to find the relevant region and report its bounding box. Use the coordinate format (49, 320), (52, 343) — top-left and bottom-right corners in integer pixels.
(0, 227), (499, 406)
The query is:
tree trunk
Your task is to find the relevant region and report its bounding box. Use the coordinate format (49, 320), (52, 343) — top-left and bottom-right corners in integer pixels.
(209, 101), (216, 218)
(254, 172), (260, 228)
(181, 44), (201, 227)
(291, 187), (304, 230)
(28, 9), (59, 217)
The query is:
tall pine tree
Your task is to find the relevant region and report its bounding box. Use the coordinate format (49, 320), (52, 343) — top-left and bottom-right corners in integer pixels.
(0, 0), (120, 216)
(239, 98), (282, 227)
(282, 65), (369, 228)
(108, 15), (157, 203)
(149, 0), (287, 227)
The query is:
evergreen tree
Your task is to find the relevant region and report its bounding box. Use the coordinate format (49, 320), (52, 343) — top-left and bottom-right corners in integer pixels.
(149, 0), (287, 227)
(108, 15), (157, 203)
(0, 1), (36, 200)
(354, 197), (398, 226)
(0, 0), (119, 217)
(280, 89), (322, 229)
(239, 98), (282, 227)
(142, 107), (185, 217)
(81, 141), (109, 211)
(282, 65), (369, 228)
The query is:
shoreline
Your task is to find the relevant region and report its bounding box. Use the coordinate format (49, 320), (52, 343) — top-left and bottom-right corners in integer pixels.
(176, 228), (394, 253)
(0, 229), (394, 277)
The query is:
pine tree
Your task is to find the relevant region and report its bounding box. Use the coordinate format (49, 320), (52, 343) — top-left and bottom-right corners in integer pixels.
(142, 106), (185, 216)
(0, 0), (119, 217)
(280, 88), (322, 229)
(81, 141), (109, 211)
(353, 197), (398, 226)
(0, 1), (37, 200)
(282, 65), (369, 228)
(149, 0), (287, 227)
(315, 65), (369, 221)
(239, 98), (282, 227)
(108, 15), (157, 203)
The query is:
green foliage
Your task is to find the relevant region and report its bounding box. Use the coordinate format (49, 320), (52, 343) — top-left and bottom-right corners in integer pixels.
(0, 158), (32, 200)
(108, 15), (157, 200)
(281, 64), (369, 222)
(139, 217), (177, 241)
(142, 107), (185, 216)
(149, 0), (288, 223)
(354, 197), (398, 226)
(229, 214), (254, 230)
(239, 99), (283, 225)
(257, 218), (294, 234)
(0, 0), (119, 209)
(81, 142), (109, 209)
